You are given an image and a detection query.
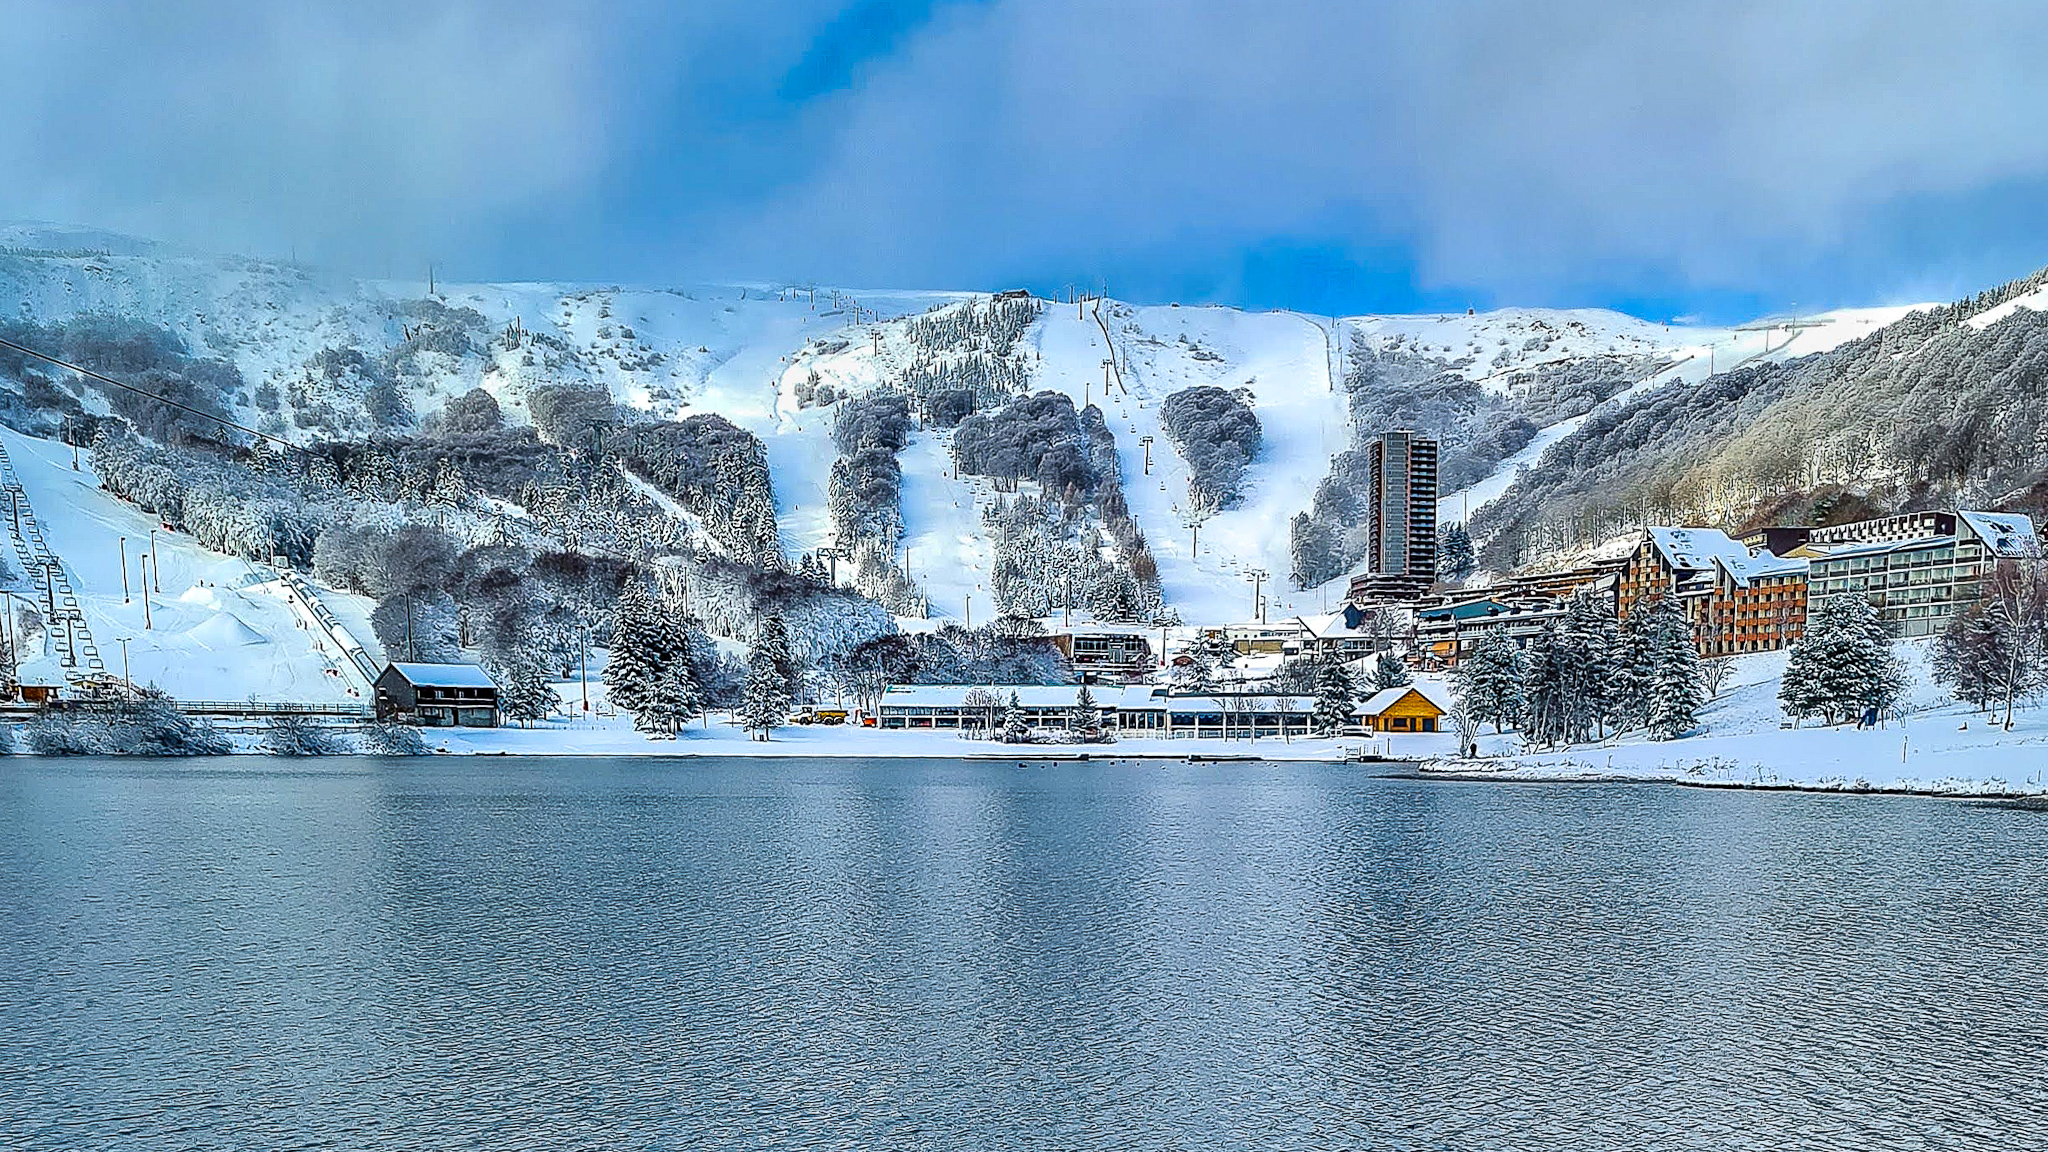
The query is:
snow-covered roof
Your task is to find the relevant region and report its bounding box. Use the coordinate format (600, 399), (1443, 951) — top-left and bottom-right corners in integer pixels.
(1294, 612), (1377, 640)
(1645, 527), (1750, 574)
(1645, 526), (1807, 587)
(1958, 510), (2041, 558)
(1359, 681), (1454, 717)
(879, 684), (1160, 710)
(386, 662), (498, 689)
(16, 656), (66, 688)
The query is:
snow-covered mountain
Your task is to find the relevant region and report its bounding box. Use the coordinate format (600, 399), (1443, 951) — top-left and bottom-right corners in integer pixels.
(10, 221), (1957, 627)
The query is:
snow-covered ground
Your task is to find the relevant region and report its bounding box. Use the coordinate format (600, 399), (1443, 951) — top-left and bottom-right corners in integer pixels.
(0, 423), (365, 704)
(1427, 643), (2048, 796)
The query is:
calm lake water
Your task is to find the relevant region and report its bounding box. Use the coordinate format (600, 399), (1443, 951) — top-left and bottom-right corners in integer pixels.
(3, 756), (2045, 1150)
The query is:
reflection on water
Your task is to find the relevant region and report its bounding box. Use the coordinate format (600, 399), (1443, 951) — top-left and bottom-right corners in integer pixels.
(2, 757), (2044, 1149)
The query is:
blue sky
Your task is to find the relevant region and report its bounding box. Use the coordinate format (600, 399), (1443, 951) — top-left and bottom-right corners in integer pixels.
(6, 0), (2048, 323)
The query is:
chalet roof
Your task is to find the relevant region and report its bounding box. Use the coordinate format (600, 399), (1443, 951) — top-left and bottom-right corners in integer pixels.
(386, 662), (498, 690)
(1358, 681), (1454, 717)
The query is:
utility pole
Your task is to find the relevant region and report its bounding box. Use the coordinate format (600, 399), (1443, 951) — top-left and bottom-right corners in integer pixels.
(71, 440), (79, 471)
(140, 557), (152, 630)
(120, 537), (129, 603)
(118, 638), (131, 690)
(581, 626), (590, 712)
(1191, 520), (1200, 556)
(150, 529), (160, 592)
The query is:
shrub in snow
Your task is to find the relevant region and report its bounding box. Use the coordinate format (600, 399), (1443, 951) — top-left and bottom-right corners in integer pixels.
(361, 721), (429, 756)
(263, 713), (349, 757)
(22, 718), (91, 756)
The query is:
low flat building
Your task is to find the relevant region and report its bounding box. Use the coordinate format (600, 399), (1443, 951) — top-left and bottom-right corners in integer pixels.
(873, 685), (1333, 738)
(1047, 626), (1155, 682)
(1413, 594), (1579, 668)
(1201, 620), (1307, 656)
(1805, 510), (2040, 637)
(374, 662), (500, 727)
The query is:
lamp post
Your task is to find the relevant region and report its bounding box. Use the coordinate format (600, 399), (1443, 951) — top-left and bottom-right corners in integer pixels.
(149, 529), (161, 592)
(117, 638), (131, 691)
(120, 537), (129, 603)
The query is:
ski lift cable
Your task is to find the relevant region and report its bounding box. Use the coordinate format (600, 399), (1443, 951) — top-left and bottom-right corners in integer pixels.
(0, 335), (308, 456)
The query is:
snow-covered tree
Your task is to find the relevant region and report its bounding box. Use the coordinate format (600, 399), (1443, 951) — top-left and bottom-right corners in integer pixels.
(1311, 659), (1357, 735)
(604, 579), (682, 717)
(492, 650), (560, 728)
(1437, 523), (1476, 582)
(738, 645), (790, 740)
(1001, 690), (1032, 744)
(1173, 631), (1237, 693)
(636, 660), (703, 738)
(1070, 684), (1109, 742)
(1781, 593), (1904, 726)
(1643, 596), (1704, 740)
(1367, 651), (1412, 694)
(1454, 628), (1524, 734)
(362, 720), (428, 756)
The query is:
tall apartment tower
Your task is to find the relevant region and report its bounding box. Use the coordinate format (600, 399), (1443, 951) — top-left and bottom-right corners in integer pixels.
(1366, 429), (1439, 592)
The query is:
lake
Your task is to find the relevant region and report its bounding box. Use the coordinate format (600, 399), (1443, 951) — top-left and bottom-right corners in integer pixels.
(2, 756), (2044, 1150)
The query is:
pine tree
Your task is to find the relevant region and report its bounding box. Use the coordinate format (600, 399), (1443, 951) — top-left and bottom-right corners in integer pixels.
(637, 660), (703, 738)
(1609, 608), (1656, 732)
(1455, 628), (1525, 734)
(1522, 621), (1570, 746)
(757, 615), (801, 702)
(494, 653), (560, 728)
(1644, 596), (1704, 740)
(1001, 690), (1032, 744)
(1173, 631), (1236, 693)
(1070, 684), (1103, 741)
(1368, 651), (1412, 694)
(604, 580), (679, 717)
(1311, 659), (1357, 735)
(738, 645), (789, 741)
(1781, 593), (1903, 726)
(1437, 523), (1476, 582)
(1557, 591), (1620, 741)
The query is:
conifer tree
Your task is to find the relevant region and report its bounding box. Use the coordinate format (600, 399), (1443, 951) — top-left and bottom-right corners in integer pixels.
(604, 579), (679, 717)
(1002, 690), (1032, 743)
(1781, 594), (1903, 726)
(1071, 684), (1103, 740)
(637, 660), (703, 738)
(1455, 628), (1525, 734)
(738, 645), (790, 741)
(1644, 596), (1704, 740)
(1368, 650), (1413, 694)
(1437, 523), (1476, 582)
(1311, 659), (1357, 735)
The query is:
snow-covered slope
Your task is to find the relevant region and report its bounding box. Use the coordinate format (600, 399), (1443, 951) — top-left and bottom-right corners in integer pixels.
(0, 222), (1971, 627)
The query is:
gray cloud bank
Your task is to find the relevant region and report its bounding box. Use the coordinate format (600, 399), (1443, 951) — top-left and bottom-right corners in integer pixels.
(5, 0), (2045, 303)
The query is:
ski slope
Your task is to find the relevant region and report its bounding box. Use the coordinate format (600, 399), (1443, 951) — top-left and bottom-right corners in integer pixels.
(0, 424), (365, 702)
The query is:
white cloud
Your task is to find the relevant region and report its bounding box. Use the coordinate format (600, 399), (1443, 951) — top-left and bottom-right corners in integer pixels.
(698, 0), (2048, 296)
